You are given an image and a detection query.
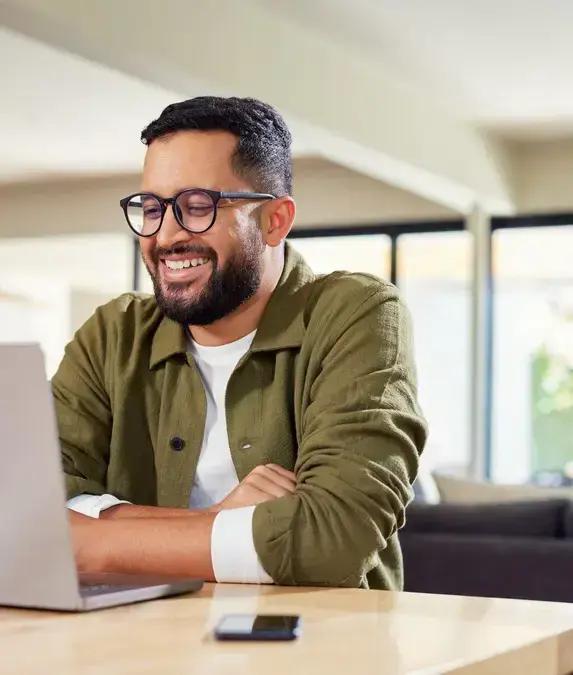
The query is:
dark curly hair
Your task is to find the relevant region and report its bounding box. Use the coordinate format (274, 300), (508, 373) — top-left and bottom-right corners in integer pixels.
(141, 96), (292, 196)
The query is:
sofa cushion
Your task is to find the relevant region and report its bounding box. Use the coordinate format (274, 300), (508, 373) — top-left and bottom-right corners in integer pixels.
(404, 499), (569, 538)
(401, 532), (573, 602)
(412, 468), (440, 504)
(433, 472), (573, 504)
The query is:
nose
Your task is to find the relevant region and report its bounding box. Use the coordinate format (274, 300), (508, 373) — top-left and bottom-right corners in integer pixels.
(155, 202), (190, 250)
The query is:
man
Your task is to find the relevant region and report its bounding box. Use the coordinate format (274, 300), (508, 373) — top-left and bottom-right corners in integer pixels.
(57, 96), (427, 588)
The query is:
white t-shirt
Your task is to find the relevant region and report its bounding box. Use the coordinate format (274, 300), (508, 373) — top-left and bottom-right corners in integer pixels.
(188, 331), (253, 508)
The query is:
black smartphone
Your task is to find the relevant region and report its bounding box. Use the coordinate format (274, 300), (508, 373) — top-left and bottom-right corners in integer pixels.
(214, 614), (301, 641)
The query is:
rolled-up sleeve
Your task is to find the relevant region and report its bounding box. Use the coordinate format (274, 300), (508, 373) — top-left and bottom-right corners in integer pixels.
(67, 493), (131, 518)
(252, 285), (427, 588)
(211, 506), (273, 584)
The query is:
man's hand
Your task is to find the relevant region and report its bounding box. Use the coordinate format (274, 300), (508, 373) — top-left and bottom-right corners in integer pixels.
(87, 463), (297, 520)
(212, 464), (297, 511)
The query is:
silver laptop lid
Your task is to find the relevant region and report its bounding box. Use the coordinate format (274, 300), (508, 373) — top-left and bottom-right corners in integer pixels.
(0, 344), (81, 610)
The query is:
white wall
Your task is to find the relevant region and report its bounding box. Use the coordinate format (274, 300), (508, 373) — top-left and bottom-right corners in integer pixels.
(0, 175), (137, 237)
(508, 138), (573, 213)
(293, 158), (455, 226)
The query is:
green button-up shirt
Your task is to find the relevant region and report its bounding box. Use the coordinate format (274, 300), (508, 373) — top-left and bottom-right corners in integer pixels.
(52, 243), (427, 589)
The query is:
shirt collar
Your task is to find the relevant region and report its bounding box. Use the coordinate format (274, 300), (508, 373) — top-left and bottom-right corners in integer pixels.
(149, 242), (314, 369)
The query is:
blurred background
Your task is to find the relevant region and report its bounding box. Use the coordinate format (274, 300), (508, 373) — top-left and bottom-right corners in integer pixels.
(2, 0), (573, 492)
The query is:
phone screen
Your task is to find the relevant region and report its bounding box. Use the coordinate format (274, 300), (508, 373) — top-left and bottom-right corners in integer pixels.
(214, 614), (301, 641)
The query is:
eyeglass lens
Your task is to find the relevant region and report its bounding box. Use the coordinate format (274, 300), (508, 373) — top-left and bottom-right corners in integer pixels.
(125, 190), (216, 235)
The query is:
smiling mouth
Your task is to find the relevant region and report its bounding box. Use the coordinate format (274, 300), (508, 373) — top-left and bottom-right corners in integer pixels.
(159, 256), (212, 282)
(163, 256), (210, 270)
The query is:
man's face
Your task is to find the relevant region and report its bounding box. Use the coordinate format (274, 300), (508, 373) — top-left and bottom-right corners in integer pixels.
(139, 130), (266, 326)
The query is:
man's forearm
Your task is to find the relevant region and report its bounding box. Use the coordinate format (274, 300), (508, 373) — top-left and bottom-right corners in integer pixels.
(72, 512), (217, 581)
(100, 504), (217, 519)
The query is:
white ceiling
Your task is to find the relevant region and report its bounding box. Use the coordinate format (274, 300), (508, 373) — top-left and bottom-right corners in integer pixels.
(2, 0), (573, 192)
(262, 0), (573, 139)
(0, 27), (186, 183)
(0, 25), (318, 185)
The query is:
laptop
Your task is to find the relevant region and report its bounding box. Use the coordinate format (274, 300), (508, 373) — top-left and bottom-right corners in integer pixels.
(0, 344), (203, 611)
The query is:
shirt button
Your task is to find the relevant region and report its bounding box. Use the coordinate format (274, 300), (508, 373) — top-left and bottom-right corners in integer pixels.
(241, 441), (252, 450)
(170, 436), (185, 452)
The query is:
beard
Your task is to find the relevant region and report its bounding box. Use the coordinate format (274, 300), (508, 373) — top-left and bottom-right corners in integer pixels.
(143, 228), (265, 326)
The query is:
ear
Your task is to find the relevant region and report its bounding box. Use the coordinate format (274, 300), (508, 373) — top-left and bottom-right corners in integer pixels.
(261, 197), (296, 247)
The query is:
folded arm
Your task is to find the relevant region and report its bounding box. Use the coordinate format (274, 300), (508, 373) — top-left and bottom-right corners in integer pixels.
(67, 464), (296, 580)
(252, 284), (428, 588)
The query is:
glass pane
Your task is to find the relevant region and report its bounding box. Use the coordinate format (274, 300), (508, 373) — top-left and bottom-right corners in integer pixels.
(288, 234), (391, 278)
(398, 231), (472, 476)
(0, 233), (133, 377)
(492, 226), (573, 485)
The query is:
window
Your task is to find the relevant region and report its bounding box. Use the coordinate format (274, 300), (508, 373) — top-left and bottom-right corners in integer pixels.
(288, 233), (391, 278)
(397, 230), (472, 475)
(491, 225), (573, 485)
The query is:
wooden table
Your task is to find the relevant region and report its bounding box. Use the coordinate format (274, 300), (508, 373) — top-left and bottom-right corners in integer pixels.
(2, 584), (573, 674)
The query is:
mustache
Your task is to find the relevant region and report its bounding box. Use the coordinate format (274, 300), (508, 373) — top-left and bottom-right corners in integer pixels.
(151, 244), (217, 264)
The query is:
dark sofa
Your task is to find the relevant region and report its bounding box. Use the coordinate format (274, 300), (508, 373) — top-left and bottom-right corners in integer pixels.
(400, 499), (573, 603)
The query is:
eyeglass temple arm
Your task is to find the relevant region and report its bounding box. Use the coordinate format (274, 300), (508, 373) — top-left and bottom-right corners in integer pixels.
(121, 193), (275, 209)
(220, 192), (276, 200)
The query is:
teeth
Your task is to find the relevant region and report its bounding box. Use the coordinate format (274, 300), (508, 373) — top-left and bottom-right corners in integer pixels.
(165, 258), (209, 270)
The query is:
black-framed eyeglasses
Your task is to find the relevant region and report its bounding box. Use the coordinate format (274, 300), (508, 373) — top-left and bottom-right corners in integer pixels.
(119, 188), (276, 237)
